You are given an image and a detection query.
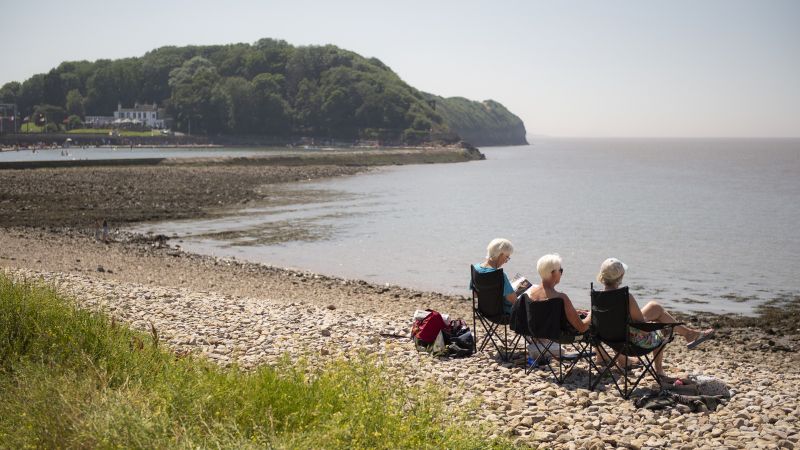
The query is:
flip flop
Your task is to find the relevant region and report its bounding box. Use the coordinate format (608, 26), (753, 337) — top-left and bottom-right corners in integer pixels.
(687, 329), (715, 350)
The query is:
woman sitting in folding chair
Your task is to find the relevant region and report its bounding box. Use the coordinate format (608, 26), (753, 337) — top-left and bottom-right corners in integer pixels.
(596, 258), (716, 378)
(471, 238), (517, 315)
(524, 254), (590, 333)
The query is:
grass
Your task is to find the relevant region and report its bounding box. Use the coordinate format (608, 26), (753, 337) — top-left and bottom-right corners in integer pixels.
(0, 273), (518, 449)
(16, 125), (162, 136)
(20, 123), (43, 133)
(67, 128), (164, 137)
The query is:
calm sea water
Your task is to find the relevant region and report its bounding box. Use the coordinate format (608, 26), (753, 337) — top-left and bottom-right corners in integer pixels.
(130, 138), (800, 315)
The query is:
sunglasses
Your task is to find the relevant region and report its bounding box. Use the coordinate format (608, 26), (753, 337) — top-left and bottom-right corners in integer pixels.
(553, 267), (564, 274)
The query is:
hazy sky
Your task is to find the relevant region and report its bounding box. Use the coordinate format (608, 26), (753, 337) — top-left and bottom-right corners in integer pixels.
(2, 0), (798, 137)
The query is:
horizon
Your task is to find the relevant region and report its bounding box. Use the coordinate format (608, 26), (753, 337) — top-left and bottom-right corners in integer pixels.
(2, 0), (798, 139)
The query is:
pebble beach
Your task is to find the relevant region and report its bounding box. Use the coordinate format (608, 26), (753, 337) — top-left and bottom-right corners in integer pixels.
(2, 228), (799, 450)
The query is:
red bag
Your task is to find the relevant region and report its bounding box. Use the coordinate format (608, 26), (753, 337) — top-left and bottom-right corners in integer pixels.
(412, 310), (448, 344)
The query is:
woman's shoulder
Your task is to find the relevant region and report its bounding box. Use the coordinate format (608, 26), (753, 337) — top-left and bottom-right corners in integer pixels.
(527, 284), (563, 301)
(472, 263), (496, 273)
(524, 284), (540, 297)
(556, 291), (572, 303)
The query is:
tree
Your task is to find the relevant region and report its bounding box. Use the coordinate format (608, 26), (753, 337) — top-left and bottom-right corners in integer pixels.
(65, 89), (85, 118)
(18, 75), (45, 117)
(85, 59), (143, 114)
(244, 38), (291, 78)
(0, 81), (21, 103)
(168, 56), (223, 134)
(140, 47), (193, 102)
(292, 78), (321, 134)
(43, 69), (66, 107)
(252, 73), (284, 96)
(66, 114), (83, 130)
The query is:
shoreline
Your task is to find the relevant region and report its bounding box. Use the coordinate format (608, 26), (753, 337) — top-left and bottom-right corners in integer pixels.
(2, 225), (798, 339)
(2, 227), (799, 449)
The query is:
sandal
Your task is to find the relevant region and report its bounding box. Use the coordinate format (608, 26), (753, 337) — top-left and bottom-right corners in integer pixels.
(687, 329), (715, 350)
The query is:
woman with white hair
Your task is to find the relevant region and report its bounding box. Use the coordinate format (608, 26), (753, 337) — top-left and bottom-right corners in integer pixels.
(524, 254), (590, 333)
(596, 258), (715, 377)
(471, 238), (517, 315)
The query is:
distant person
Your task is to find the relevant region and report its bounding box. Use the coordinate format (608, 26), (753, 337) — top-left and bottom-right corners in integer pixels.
(94, 219), (102, 241)
(102, 219), (110, 243)
(471, 238), (517, 315)
(524, 254), (590, 333)
(595, 258), (715, 378)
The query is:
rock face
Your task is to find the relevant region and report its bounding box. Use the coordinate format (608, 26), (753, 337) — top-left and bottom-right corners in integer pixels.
(429, 96), (529, 147)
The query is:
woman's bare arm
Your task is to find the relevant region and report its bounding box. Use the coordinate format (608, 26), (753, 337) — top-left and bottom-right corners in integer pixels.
(628, 293), (646, 322)
(562, 294), (589, 333)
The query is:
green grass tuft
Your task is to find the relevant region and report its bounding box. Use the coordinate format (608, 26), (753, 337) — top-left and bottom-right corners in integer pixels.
(0, 274), (520, 449)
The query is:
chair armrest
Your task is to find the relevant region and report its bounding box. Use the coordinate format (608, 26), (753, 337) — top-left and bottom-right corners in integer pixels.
(629, 322), (684, 332)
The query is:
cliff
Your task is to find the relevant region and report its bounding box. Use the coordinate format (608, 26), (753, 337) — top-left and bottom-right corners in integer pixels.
(427, 96), (528, 146)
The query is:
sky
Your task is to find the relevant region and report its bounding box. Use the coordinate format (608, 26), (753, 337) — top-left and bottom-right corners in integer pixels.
(2, 0), (798, 138)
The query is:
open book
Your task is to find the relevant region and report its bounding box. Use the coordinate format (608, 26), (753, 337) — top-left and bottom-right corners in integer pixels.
(510, 273), (534, 298)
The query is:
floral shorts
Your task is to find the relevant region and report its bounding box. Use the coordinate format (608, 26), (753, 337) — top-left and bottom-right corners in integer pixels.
(628, 326), (664, 349)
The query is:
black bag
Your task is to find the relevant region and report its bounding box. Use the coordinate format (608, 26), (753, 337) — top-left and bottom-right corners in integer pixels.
(446, 319), (474, 357)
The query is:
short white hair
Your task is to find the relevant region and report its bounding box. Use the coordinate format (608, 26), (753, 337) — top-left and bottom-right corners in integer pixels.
(537, 254), (562, 280)
(486, 238), (514, 259)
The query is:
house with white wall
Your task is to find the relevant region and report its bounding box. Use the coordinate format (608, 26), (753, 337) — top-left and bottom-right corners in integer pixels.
(113, 102), (167, 128)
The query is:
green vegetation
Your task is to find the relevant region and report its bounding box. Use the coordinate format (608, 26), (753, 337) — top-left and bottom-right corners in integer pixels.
(428, 96), (528, 146)
(0, 39), (526, 145)
(0, 274), (517, 449)
(66, 128), (163, 137)
(20, 123), (42, 133)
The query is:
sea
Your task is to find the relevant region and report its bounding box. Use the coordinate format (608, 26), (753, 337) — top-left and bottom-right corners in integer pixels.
(129, 138), (800, 315)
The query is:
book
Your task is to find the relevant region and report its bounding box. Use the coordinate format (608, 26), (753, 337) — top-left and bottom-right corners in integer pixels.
(511, 273), (534, 298)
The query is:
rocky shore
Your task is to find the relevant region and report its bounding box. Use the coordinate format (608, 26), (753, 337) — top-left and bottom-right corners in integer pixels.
(0, 145), (482, 228)
(2, 150), (798, 448)
(1, 228), (799, 449)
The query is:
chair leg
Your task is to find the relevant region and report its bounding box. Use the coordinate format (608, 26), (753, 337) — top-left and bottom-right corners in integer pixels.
(477, 319), (509, 360)
(503, 327), (523, 362)
(478, 321), (500, 352)
(547, 340), (592, 385)
(473, 313), (521, 363)
(472, 309), (477, 353)
(590, 345), (626, 397)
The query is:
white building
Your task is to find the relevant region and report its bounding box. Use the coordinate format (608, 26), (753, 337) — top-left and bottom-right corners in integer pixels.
(114, 102), (167, 128)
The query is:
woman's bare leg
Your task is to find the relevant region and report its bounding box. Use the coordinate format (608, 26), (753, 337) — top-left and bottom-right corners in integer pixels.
(640, 301), (706, 342)
(654, 345), (664, 376)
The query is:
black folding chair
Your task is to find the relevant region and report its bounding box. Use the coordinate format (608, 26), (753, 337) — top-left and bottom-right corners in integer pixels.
(513, 294), (594, 384)
(588, 283), (681, 399)
(470, 265), (521, 362)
